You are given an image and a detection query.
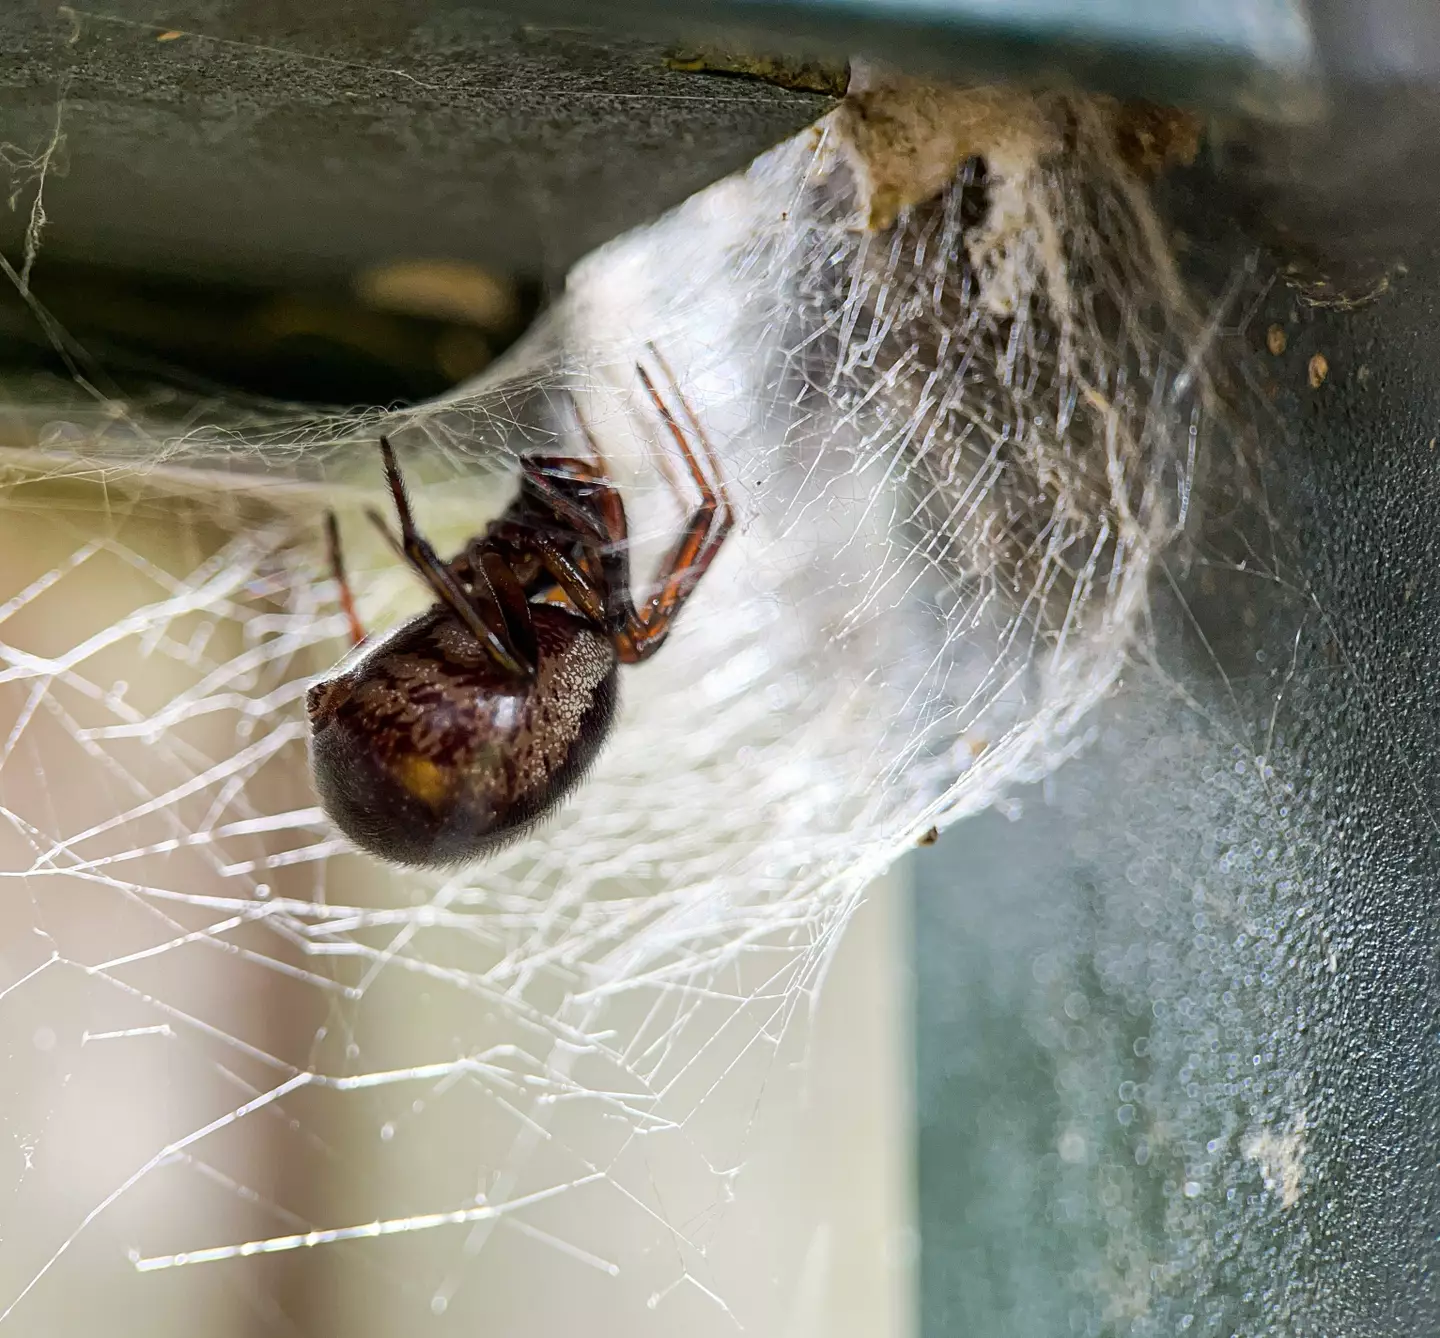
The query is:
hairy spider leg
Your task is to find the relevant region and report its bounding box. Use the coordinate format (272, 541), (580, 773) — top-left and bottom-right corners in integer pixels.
(365, 436), (535, 680)
(324, 511), (367, 647)
(516, 450), (635, 634)
(618, 364), (735, 661)
(478, 520), (609, 628)
(642, 343), (729, 509)
(481, 366), (735, 665)
(531, 367), (734, 662)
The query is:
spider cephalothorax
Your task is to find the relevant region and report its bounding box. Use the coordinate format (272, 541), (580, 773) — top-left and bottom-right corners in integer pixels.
(308, 359), (732, 867)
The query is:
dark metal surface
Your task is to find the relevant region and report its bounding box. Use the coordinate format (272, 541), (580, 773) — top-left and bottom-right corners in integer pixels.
(10, 0), (1440, 300)
(0, 1), (832, 289)
(0, 0), (1346, 303)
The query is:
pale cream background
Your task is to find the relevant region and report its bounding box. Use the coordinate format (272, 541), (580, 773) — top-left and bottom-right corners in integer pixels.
(0, 491), (914, 1337)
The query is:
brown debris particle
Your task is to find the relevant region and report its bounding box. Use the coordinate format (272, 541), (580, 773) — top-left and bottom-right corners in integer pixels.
(1266, 324), (1287, 356)
(1308, 353), (1329, 388)
(666, 50), (849, 98)
(917, 826), (940, 847)
(833, 75), (1060, 231)
(1107, 100), (1202, 177)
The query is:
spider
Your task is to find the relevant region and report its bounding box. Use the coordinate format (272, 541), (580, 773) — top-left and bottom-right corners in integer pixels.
(307, 357), (733, 867)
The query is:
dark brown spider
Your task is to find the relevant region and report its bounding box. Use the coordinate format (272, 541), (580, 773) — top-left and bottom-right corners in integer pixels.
(306, 358), (732, 867)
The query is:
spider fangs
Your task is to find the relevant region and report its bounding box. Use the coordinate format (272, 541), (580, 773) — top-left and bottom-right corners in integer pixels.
(306, 360), (733, 868)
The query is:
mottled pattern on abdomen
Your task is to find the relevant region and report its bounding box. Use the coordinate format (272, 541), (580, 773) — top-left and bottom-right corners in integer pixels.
(308, 605), (619, 866)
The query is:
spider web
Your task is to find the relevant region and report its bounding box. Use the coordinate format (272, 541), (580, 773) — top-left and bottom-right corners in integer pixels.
(0, 74), (1211, 1334)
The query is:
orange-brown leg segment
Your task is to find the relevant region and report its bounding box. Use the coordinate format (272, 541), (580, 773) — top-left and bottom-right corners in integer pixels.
(527, 536), (609, 625)
(325, 511), (367, 647)
(499, 370), (733, 664)
(520, 454), (614, 546)
(614, 362), (735, 663)
(642, 345), (732, 512)
(555, 394), (635, 551)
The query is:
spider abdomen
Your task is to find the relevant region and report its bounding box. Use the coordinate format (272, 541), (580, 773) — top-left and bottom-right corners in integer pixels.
(308, 604), (619, 867)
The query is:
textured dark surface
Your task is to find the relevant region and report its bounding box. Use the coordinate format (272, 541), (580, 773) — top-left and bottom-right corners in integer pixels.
(0, 0), (1349, 301)
(0, 0), (832, 289)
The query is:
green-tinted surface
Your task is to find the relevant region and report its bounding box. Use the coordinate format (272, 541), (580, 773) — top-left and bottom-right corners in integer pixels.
(721, 0), (1314, 67)
(555, 0), (1319, 121)
(914, 129), (1440, 1335)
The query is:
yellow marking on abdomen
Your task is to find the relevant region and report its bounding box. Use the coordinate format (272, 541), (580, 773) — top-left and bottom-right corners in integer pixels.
(393, 755), (452, 807)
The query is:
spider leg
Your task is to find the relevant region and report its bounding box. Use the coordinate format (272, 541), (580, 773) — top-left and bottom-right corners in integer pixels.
(649, 441), (689, 512)
(460, 537), (541, 668)
(636, 360), (732, 577)
(611, 507), (720, 663)
(518, 454), (612, 545)
(529, 535), (609, 625)
(368, 436), (535, 679)
(482, 506), (613, 628)
(614, 363), (735, 663)
(539, 398), (641, 634)
(642, 345), (731, 507)
(324, 511), (367, 647)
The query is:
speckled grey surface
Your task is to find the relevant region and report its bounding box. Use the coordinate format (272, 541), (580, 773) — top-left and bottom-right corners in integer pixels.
(0, 0), (831, 287)
(0, 0), (1353, 294)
